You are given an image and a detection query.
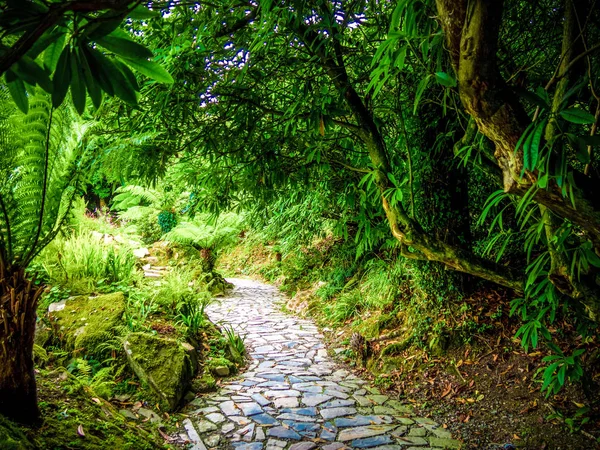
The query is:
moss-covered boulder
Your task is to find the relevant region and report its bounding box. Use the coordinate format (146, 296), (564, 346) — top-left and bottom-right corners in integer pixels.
(123, 333), (197, 411)
(48, 292), (125, 356)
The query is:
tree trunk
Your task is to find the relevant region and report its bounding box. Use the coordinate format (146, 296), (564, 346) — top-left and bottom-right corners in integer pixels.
(0, 263), (43, 424)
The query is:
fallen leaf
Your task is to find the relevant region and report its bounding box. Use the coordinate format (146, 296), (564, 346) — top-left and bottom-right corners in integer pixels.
(77, 425), (85, 437)
(91, 398), (101, 404)
(441, 384), (452, 398)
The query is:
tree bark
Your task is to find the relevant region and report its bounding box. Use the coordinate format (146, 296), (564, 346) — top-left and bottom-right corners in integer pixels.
(436, 0), (600, 248)
(288, 17), (524, 292)
(0, 263), (43, 424)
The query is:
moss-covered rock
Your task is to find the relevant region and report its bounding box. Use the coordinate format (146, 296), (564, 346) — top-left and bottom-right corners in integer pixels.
(123, 332), (197, 411)
(191, 372), (217, 393)
(206, 356), (236, 377)
(48, 292), (126, 356)
(0, 415), (34, 450)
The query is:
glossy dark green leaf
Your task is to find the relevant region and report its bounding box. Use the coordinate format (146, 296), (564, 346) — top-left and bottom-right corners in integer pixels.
(128, 5), (160, 19)
(115, 59), (140, 91)
(27, 28), (63, 59)
(120, 57), (174, 84)
(52, 45), (72, 108)
(70, 51), (86, 115)
(44, 33), (66, 72)
(6, 76), (28, 114)
(92, 53), (138, 105)
(96, 35), (154, 60)
(559, 108), (595, 124)
(78, 46), (102, 109)
(14, 55), (53, 93)
(86, 15), (123, 40)
(83, 46), (115, 96)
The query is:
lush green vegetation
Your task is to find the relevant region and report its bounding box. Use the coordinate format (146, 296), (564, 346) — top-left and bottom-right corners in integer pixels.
(1, 0), (600, 446)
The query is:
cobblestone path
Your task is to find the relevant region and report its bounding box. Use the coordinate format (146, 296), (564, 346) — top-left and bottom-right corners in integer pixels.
(179, 279), (462, 450)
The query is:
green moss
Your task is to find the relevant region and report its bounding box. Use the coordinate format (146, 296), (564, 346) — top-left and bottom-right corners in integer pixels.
(50, 292), (126, 357)
(124, 333), (195, 411)
(206, 356), (235, 372)
(381, 339), (412, 357)
(0, 415), (34, 450)
(191, 372), (217, 393)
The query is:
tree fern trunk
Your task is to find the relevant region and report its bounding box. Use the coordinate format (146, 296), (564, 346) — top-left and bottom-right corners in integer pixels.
(0, 263), (42, 424)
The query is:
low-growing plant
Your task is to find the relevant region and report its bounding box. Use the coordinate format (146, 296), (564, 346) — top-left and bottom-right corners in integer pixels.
(222, 325), (246, 356)
(37, 231), (139, 293)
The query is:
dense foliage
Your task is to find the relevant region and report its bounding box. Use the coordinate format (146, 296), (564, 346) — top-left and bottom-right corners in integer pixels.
(0, 0), (599, 438)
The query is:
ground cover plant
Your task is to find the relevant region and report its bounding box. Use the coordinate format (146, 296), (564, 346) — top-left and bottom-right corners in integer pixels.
(1, 0), (600, 448)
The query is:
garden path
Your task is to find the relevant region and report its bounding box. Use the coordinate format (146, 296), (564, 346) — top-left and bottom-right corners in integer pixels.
(179, 278), (462, 450)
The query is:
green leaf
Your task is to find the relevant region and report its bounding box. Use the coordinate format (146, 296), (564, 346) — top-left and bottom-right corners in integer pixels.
(566, 134), (591, 164)
(70, 51), (86, 115)
(6, 76), (29, 114)
(14, 55), (53, 93)
(96, 35), (154, 60)
(120, 57), (174, 84)
(27, 28), (63, 59)
(52, 45), (72, 108)
(78, 46), (102, 109)
(86, 15), (123, 40)
(43, 33), (66, 72)
(435, 71), (456, 88)
(99, 55), (138, 105)
(128, 5), (160, 19)
(413, 74), (431, 114)
(83, 46), (115, 96)
(559, 108), (595, 124)
(114, 60), (139, 91)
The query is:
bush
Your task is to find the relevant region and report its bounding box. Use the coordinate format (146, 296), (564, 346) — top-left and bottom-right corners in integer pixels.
(37, 231), (139, 294)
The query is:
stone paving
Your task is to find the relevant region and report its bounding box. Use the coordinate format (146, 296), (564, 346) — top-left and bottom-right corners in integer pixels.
(178, 278), (462, 450)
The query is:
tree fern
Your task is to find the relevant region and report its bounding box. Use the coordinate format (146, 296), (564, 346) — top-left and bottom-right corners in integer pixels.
(0, 88), (88, 270)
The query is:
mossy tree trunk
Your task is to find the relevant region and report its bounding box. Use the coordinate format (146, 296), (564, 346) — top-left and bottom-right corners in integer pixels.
(0, 264), (43, 424)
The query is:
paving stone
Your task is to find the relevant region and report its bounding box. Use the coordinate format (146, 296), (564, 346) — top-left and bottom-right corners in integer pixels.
(365, 395), (389, 405)
(320, 421), (337, 441)
(320, 407), (357, 420)
(195, 420), (218, 433)
(428, 437), (462, 448)
(322, 444), (348, 450)
(279, 407), (317, 416)
(408, 427), (427, 437)
(338, 425), (395, 442)
(255, 427), (266, 441)
(252, 413), (279, 425)
(240, 423), (256, 441)
(232, 443), (263, 450)
(351, 435), (394, 448)
(277, 413), (317, 422)
(320, 399), (356, 408)
(282, 420), (320, 433)
(183, 419), (202, 443)
(334, 415), (385, 427)
(252, 393), (272, 406)
(239, 402), (264, 416)
(220, 401), (240, 416)
(266, 439), (287, 450)
(205, 412), (226, 424)
(302, 394), (332, 406)
(394, 436), (428, 446)
(221, 423), (235, 434)
(273, 396), (299, 408)
(230, 416), (253, 426)
(267, 426), (301, 440)
(289, 443), (317, 450)
(204, 434), (221, 447)
(265, 389), (301, 398)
